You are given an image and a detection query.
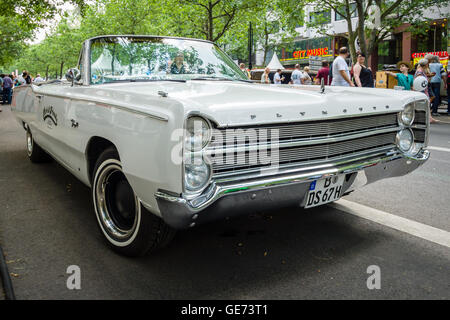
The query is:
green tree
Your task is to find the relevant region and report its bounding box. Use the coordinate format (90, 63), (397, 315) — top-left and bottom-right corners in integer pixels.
(0, 0), (85, 66)
(253, 0), (305, 66)
(79, 0), (164, 36)
(218, 0), (306, 66)
(162, 0), (260, 42)
(2, 0), (307, 74)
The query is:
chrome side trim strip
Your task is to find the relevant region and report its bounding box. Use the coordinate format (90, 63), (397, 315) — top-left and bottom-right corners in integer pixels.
(31, 90), (169, 122)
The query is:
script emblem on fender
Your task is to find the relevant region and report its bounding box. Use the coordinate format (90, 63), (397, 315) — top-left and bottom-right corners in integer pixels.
(43, 106), (58, 126)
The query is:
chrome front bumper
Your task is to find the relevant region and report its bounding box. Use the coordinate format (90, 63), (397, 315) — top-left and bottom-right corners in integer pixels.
(155, 149), (430, 229)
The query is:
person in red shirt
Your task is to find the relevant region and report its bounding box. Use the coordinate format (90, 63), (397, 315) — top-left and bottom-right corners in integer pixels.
(315, 61), (330, 85)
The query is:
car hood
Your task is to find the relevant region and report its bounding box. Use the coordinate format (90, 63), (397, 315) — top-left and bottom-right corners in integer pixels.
(54, 81), (428, 127)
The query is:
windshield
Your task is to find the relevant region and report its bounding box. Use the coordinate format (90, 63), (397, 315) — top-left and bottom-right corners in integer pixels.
(89, 36), (248, 84)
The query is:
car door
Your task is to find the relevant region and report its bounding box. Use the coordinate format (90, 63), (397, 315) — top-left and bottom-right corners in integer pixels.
(39, 93), (77, 171)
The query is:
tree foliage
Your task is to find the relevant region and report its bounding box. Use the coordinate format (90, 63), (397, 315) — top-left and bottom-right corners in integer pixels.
(1, 0), (309, 76)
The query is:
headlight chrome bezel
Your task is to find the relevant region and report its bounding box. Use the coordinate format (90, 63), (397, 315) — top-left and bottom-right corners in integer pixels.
(184, 116), (212, 152)
(398, 102), (415, 126)
(182, 115), (213, 195)
(184, 159), (212, 192)
(396, 128), (414, 153)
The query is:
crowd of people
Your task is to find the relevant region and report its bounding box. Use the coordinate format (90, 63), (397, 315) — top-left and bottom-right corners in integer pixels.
(0, 71), (45, 111)
(246, 46), (449, 123)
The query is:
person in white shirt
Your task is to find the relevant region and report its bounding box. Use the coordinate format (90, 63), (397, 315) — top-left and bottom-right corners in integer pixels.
(34, 74), (44, 83)
(273, 69), (284, 84)
(331, 47), (355, 87)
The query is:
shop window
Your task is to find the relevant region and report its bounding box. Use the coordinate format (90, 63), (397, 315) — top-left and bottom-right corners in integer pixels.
(378, 41), (389, 56)
(310, 10), (331, 25)
(377, 38), (401, 67)
(335, 3), (357, 21)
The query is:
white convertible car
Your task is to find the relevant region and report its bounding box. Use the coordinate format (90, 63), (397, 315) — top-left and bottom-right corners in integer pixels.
(12, 35), (430, 256)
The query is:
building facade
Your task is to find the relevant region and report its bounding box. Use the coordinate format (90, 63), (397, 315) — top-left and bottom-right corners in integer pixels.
(256, 3), (449, 72)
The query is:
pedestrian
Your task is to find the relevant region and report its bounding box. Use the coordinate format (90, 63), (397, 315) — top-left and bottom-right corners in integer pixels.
(260, 67), (270, 84)
(302, 66), (312, 85)
(25, 71), (32, 84)
(414, 58), (438, 123)
(385, 61), (414, 90)
(426, 54), (446, 116)
(34, 74), (45, 83)
(239, 63), (251, 79)
(17, 71), (26, 86)
(331, 47), (354, 87)
(1, 73), (13, 106)
(315, 61), (330, 85)
(273, 69), (285, 84)
(353, 53), (374, 87)
(291, 64), (302, 84)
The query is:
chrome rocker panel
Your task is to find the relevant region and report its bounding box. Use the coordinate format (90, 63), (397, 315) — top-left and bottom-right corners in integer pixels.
(155, 149), (430, 229)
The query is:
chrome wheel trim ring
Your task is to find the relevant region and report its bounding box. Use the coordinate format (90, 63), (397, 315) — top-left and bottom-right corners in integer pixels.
(93, 159), (141, 247)
(26, 131), (33, 156)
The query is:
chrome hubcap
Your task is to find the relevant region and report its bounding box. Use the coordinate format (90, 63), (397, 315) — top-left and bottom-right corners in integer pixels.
(26, 132), (33, 156)
(95, 163), (139, 240)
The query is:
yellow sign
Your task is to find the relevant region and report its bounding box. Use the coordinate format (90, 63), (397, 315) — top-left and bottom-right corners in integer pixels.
(412, 57), (448, 69)
(412, 51), (449, 69)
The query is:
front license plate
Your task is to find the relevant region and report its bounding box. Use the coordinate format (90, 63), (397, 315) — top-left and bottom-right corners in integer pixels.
(305, 175), (345, 208)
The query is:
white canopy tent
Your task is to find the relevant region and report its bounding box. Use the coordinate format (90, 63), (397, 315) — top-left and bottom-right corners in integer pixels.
(266, 53), (285, 70)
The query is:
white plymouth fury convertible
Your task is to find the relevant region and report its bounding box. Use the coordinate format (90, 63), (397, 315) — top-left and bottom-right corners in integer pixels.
(12, 35), (430, 256)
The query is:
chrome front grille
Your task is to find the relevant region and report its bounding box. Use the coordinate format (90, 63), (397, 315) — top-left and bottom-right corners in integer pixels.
(414, 110), (427, 125)
(210, 113), (398, 147)
(208, 113), (399, 177)
(413, 110), (427, 143)
(413, 129), (426, 143)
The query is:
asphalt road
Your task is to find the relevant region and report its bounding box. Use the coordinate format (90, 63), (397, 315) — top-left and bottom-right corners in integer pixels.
(0, 104), (449, 300)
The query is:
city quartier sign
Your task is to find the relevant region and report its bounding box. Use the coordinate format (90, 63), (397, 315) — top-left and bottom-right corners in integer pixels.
(412, 51), (449, 68)
(411, 51), (448, 59)
(290, 47), (331, 60)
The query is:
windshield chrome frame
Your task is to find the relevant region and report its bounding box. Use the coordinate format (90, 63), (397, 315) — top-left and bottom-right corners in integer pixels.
(83, 35), (243, 86)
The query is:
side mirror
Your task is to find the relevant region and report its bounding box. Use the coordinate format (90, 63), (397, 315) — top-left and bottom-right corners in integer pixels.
(65, 68), (81, 85)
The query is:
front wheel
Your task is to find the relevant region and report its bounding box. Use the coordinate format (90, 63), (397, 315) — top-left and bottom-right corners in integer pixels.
(92, 147), (175, 256)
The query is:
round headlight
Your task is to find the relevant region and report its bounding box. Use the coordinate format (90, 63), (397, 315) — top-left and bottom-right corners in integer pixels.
(184, 161), (211, 192)
(400, 103), (415, 126)
(185, 116), (211, 151)
(396, 129), (414, 152)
